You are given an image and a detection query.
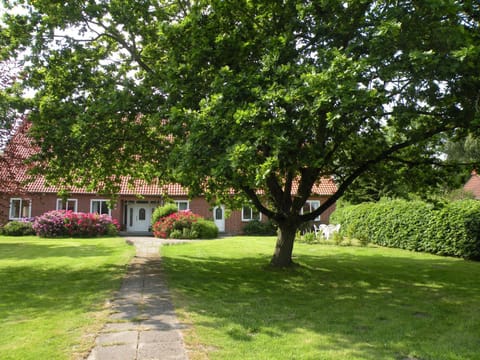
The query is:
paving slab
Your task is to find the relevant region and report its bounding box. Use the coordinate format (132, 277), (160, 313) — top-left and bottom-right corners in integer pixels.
(86, 237), (188, 360)
(96, 330), (139, 346)
(89, 344), (138, 360)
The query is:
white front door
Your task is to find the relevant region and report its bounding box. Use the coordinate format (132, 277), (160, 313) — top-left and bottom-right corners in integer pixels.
(127, 204), (155, 232)
(213, 206), (225, 232)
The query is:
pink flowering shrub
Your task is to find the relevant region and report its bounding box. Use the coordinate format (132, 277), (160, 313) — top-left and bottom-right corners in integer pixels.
(33, 210), (68, 237)
(152, 210), (218, 239)
(33, 210), (120, 238)
(153, 210), (202, 239)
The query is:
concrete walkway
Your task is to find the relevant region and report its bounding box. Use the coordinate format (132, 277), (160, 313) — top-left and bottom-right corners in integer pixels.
(86, 237), (189, 360)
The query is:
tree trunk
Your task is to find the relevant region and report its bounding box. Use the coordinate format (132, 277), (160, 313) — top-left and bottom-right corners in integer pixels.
(270, 222), (299, 267)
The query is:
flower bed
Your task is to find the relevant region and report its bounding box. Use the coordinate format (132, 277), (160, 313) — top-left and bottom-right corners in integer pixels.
(153, 210), (218, 239)
(33, 210), (119, 238)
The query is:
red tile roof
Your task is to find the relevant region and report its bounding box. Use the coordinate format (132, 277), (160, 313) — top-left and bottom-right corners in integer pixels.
(1, 122), (337, 197)
(118, 178), (188, 196)
(18, 177), (190, 196)
(310, 177), (337, 196)
(464, 170), (480, 199)
(0, 122), (37, 194)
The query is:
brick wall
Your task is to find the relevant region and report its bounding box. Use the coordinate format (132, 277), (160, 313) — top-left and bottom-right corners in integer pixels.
(0, 193), (336, 235)
(0, 196), (8, 226)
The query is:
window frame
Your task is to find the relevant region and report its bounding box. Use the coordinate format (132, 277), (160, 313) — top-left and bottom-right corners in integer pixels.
(175, 200), (190, 211)
(9, 198), (32, 220)
(241, 206), (261, 222)
(90, 199), (111, 215)
(301, 200), (321, 221)
(56, 198), (78, 212)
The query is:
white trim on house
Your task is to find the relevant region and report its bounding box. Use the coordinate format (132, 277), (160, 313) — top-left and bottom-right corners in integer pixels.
(241, 206), (261, 222)
(175, 200), (189, 211)
(9, 198), (32, 220)
(90, 199), (111, 215)
(123, 200), (161, 233)
(126, 202), (157, 232)
(213, 205), (226, 232)
(301, 200), (321, 221)
(56, 198), (78, 212)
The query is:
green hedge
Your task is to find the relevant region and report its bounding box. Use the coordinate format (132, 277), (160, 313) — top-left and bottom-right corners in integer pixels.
(331, 199), (480, 260)
(424, 200), (480, 259)
(151, 203), (178, 225)
(242, 220), (277, 236)
(0, 221), (36, 236)
(192, 219), (219, 239)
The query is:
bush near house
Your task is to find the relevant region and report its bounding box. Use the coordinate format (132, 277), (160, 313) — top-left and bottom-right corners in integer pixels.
(151, 203), (178, 225)
(0, 220), (36, 236)
(153, 210), (218, 239)
(242, 219), (277, 236)
(33, 210), (120, 238)
(331, 199), (480, 259)
(192, 218), (219, 239)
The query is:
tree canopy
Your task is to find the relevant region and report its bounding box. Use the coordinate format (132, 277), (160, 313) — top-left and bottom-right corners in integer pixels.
(445, 133), (480, 164)
(0, 60), (23, 149)
(1, 0), (479, 266)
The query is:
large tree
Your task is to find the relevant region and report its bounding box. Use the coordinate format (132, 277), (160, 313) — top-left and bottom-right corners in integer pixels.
(1, 1), (479, 266)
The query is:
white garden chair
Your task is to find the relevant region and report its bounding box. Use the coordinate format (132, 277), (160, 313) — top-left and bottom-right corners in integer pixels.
(313, 224), (340, 240)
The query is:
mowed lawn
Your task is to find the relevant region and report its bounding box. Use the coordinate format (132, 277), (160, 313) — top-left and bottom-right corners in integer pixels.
(162, 237), (480, 360)
(0, 236), (135, 360)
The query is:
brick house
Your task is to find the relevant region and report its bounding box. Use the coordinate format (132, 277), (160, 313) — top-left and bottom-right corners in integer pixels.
(0, 123), (337, 234)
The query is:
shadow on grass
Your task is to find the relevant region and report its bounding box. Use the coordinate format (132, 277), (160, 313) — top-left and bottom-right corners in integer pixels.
(162, 250), (480, 359)
(0, 263), (128, 318)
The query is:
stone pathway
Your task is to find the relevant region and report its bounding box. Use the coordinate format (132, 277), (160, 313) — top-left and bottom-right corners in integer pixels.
(86, 237), (189, 360)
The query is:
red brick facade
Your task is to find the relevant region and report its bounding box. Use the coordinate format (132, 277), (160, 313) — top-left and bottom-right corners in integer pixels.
(0, 192), (336, 235)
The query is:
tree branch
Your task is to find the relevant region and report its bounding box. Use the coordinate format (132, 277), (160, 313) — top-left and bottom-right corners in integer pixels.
(302, 126), (455, 222)
(82, 17), (155, 75)
(241, 186), (277, 219)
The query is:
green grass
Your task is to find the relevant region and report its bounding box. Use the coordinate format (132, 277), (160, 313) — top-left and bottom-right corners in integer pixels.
(0, 235), (135, 360)
(161, 237), (480, 360)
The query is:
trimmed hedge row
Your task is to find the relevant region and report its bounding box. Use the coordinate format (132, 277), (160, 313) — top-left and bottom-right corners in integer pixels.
(331, 199), (480, 260)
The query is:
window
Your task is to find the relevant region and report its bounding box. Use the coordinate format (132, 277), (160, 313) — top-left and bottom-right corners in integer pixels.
(214, 207), (223, 221)
(90, 199), (111, 215)
(56, 199), (78, 212)
(9, 198), (31, 220)
(301, 200), (321, 221)
(242, 206), (261, 222)
(175, 200), (189, 211)
(139, 208), (146, 220)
